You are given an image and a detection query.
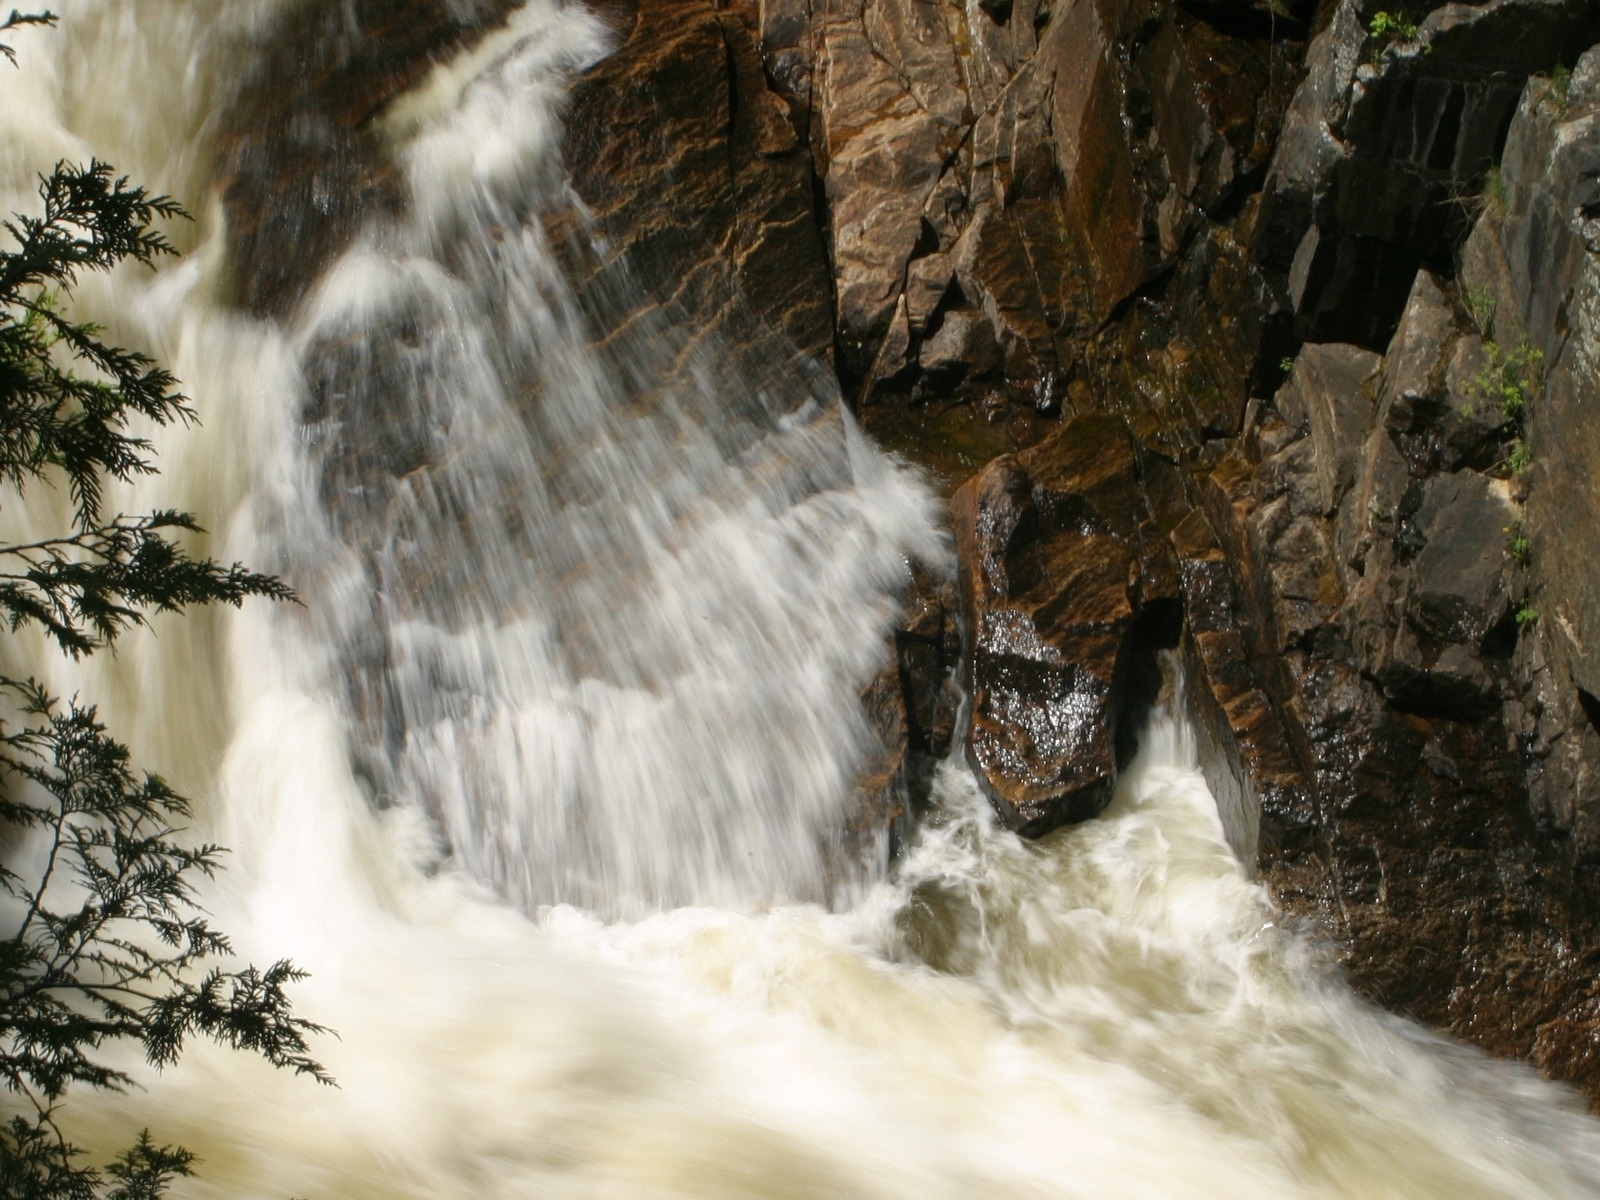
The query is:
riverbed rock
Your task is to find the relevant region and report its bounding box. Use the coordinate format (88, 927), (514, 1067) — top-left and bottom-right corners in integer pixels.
(217, 0), (524, 315)
(1180, 201), (1600, 1099)
(792, 0), (1300, 438)
(836, 563), (962, 888)
(952, 414), (1179, 834)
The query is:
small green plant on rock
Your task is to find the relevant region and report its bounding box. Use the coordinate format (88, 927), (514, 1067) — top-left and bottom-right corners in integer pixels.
(1516, 601), (1540, 626)
(1474, 338), (1543, 419)
(1368, 10), (1421, 60)
(1506, 524), (1531, 562)
(1505, 439), (1532, 476)
(1369, 10), (1418, 40)
(1481, 166), (1510, 218)
(1548, 64), (1573, 111)
(1465, 285), (1496, 335)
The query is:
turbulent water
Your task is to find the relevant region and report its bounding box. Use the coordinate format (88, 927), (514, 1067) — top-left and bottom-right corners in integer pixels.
(4, 3), (1600, 1197)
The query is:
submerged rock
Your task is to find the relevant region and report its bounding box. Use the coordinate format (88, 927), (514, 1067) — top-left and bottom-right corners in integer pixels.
(557, 0), (834, 361)
(217, 0), (525, 315)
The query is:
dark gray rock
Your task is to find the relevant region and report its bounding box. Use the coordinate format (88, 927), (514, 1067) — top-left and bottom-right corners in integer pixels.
(1338, 421), (1411, 584)
(1409, 471), (1516, 646)
(920, 310), (1000, 375)
(1382, 621), (1501, 717)
(1377, 272), (1508, 470)
(1510, 630), (1600, 853)
(1380, 270), (1456, 434)
(1277, 343), (1383, 514)
(1437, 334), (1512, 468)
(1459, 44), (1600, 862)
(1256, 0), (1600, 348)
(1463, 45), (1600, 703)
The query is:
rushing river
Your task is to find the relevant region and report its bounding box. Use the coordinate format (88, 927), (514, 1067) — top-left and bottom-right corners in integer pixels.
(4, 3), (1600, 1197)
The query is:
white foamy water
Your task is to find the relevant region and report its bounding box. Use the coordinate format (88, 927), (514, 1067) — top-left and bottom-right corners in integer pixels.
(3, 4), (1600, 1198)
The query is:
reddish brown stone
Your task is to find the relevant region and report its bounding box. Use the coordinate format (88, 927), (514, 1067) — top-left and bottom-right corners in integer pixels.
(953, 414), (1179, 834)
(557, 0), (834, 361)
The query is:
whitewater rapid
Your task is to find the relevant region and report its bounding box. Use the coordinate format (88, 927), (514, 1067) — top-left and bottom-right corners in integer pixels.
(3, 3), (1600, 1198)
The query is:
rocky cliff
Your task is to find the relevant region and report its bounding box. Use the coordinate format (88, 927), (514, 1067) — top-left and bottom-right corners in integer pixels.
(554, 0), (1600, 1101)
(213, 0), (1600, 1104)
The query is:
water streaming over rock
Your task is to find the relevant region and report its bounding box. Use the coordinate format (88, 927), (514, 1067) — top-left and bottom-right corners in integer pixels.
(3, 4), (1600, 1198)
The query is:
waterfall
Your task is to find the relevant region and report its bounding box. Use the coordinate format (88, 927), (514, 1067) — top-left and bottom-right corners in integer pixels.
(269, 0), (947, 916)
(3, 4), (1600, 1198)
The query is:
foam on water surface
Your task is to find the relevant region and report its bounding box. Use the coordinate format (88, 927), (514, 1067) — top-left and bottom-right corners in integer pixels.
(1, 5), (1598, 1198)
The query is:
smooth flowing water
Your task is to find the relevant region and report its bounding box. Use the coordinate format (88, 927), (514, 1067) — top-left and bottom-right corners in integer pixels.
(4, 4), (1600, 1197)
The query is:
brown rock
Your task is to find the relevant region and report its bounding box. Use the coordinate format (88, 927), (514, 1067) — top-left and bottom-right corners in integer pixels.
(558, 0), (835, 361)
(835, 562), (962, 882)
(217, 0), (525, 315)
(1171, 507), (1318, 863)
(814, 0), (961, 364)
(953, 414), (1178, 834)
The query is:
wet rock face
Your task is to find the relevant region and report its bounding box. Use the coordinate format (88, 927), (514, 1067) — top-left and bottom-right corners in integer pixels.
(527, 0), (1600, 1104)
(953, 415), (1180, 833)
(1459, 47), (1600, 864)
(1188, 251), (1600, 1098)
(218, 0), (524, 315)
(556, 0), (834, 361)
(837, 563), (962, 891)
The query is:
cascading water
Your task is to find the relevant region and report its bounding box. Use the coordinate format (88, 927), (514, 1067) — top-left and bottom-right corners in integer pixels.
(276, 0), (948, 915)
(4, 4), (1600, 1199)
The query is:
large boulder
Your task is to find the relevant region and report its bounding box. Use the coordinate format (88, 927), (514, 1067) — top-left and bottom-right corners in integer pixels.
(952, 414), (1179, 833)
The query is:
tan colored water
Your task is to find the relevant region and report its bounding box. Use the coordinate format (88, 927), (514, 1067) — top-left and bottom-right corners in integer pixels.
(3, 4), (1598, 1197)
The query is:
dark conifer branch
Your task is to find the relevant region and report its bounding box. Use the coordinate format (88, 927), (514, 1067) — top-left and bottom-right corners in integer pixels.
(0, 15), (329, 1200)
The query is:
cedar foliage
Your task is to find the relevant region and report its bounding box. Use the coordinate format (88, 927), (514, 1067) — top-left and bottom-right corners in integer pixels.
(0, 12), (328, 1199)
